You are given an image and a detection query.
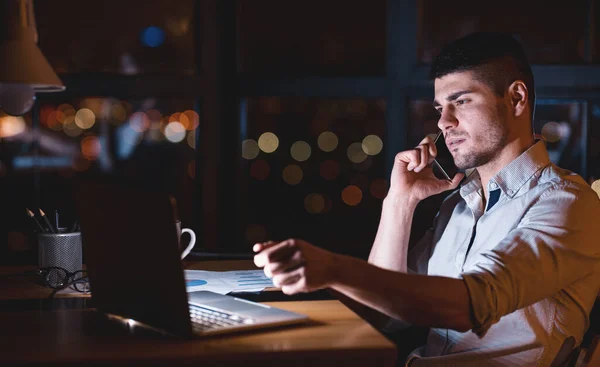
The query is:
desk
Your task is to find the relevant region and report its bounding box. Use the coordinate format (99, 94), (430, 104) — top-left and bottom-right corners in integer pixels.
(0, 261), (397, 367)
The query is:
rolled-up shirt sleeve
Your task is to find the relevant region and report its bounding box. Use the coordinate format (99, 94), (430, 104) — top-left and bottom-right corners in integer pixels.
(382, 229), (434, 332)
(461, 183), (600, 337)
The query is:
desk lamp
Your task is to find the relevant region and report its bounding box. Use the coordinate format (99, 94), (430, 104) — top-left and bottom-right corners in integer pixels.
(0, 0), (65, 116)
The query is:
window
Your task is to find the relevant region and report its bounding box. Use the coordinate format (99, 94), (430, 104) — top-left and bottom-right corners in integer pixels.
(237, 0), (386, 76)
(35, 0), (196, 75)
(0, 98), (198, 254)
(3, 0), (600, 262)
(239, 97), (386, 257)
(417, 0), (589, 64)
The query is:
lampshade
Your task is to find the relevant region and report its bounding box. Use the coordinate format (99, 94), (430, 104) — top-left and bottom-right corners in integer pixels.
(0, 0), (65, 115)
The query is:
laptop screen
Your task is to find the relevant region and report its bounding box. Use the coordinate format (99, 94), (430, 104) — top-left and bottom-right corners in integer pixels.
(73, 181), (193, 337)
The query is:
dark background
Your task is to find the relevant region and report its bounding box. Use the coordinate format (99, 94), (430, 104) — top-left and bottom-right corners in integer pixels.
(1, 0), (599, 265)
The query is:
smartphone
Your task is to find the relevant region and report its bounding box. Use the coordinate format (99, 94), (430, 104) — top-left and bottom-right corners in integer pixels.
(432, 131), (459, 180)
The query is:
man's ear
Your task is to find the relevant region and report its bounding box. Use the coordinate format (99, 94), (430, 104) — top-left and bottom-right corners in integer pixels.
(508, 80), (528, 118)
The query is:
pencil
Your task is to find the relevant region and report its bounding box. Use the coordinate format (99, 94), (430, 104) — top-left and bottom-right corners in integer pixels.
(39, 209), (57, 233)
(26, 208), (45, 233)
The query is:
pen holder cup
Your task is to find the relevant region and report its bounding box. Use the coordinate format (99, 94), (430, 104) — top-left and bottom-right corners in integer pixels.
(38, 229), (83, 287)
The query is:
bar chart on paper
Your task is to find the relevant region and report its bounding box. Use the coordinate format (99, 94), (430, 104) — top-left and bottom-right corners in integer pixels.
(184, 270), (274, 294)
(186, 280), (208, 287)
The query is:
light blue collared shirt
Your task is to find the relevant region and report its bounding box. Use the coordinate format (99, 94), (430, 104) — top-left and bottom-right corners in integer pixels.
(406, 141), (600, 366)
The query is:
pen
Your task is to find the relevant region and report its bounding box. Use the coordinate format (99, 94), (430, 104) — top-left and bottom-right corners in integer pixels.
(39, 209), (57, 233)
(54, 210), (59, 231)
(26, 208), (45, 233)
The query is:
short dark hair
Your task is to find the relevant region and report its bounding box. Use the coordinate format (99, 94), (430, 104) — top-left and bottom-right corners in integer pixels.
(430, 32), (535, 120)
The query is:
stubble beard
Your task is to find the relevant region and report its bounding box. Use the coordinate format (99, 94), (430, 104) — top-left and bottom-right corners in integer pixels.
(453, 105), (509, 171)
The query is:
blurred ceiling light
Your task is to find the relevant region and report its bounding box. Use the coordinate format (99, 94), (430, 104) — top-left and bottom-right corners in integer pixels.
(0, 114), (26, 137)
(0, 0), (65, 116)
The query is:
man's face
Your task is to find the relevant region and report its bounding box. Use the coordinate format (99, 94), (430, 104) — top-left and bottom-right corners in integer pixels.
(433, 71), (510, 170)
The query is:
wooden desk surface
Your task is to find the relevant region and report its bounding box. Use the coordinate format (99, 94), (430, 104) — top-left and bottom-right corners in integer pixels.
(0, 260), (269, 299)
(0, 261), (397, 367)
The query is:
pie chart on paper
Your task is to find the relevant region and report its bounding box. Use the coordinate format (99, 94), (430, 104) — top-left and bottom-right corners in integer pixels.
(186, 280), (208, 286)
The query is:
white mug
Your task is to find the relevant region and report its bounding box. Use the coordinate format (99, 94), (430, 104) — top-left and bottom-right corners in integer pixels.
(175, 220), (196, 259)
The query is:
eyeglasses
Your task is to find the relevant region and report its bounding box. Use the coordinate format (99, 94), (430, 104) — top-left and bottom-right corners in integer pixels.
(36, 266), (90, 293)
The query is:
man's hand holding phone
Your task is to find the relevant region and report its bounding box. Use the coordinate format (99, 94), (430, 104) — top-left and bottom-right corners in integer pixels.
(388, 132), (464, 204)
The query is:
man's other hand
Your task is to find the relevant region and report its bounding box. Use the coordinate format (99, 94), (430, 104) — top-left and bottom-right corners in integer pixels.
(253, 239), (336, 295)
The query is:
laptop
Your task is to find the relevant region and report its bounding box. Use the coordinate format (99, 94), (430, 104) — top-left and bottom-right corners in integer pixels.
(73, 181), (309, 338)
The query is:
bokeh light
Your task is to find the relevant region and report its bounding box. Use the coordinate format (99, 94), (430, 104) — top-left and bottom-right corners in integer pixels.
(165, 121), (186, 143)
(250, 159), (270, 180)
(290, 141), (311, 162)
(63, 121), (82, 137)
(47, 111), (62, 131)
(40, 105), (53, 127)
(129, 112), (150, 132)
(183, 109), (200, 130)
(258, 132), (279, 153)
(362, 135), (383, 155)
(304, 193), (325, 214)
(0, 114), (26, 138)
(146, 109), (163, 123)
(320, 160), (340, 180)
(140, 26), (166, 47)
(354, 155), (373, 172)
(592, 179), (600, 198)
(242, 139), (260, 160)
(63, 114), (75, 126)
(370, 179), (389, 199)
(57, 104), (75, 126)
(170, 112), (190, 130)
(111, 103), (127, 124)
(347, 142), (368, 163)
(81, 136), (101, 160)
(80, 98), (104, 117)
(282, 165), (303, 185)
(148, 121), (163, 142)
(46, 109), (62, 131)
(317, 131), (338, 152)
(541, 121), (563, 143)
(75, 108), (96, 129)
(187, 131), (196, 149)
(342, 185), (363, 206)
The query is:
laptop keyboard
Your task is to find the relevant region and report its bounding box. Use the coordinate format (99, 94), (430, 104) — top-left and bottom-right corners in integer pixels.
(189, 304), (256, 331)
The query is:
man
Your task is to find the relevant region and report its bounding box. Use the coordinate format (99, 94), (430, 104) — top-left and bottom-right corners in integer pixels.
(253, 32), (600, 366)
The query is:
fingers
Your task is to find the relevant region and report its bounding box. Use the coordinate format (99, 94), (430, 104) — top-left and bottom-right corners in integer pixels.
(447, 172), (465, 188)
(398, 149), (419, 172)
(253, 239), (297, 268)
(414, 145), (429, 173)
(402, 135), (437, 173)
(253, 241), (276, 253)
(273, 267), (306, 295)
(272, 267), (303, 288)
(420, 134), (438, 158)
(263, 249), (304, 277)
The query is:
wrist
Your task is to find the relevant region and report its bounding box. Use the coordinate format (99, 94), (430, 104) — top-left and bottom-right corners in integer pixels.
(327, 253), (351, 288)
(383, 191), (419, 210)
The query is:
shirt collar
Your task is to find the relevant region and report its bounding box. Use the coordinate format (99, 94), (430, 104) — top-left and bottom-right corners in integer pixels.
(460, 140), (551, 199)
